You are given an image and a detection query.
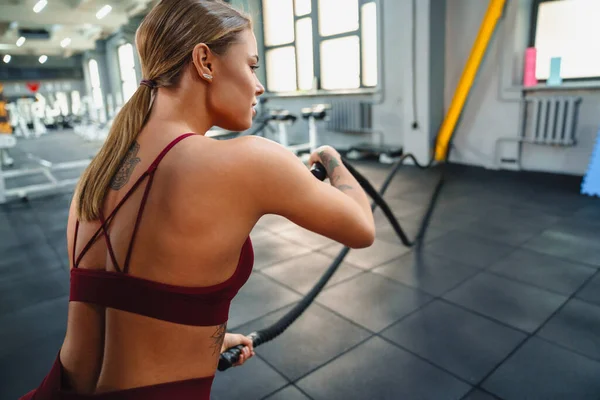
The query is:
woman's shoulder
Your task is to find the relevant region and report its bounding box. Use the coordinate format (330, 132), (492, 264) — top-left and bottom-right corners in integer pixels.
(180, 133), (269, 158)
(166, 134), (270, 187)
(174, 134), (304, 198)
(216, 135), (302, 168)
(193, 135), (289, 172)
(214, 134), (280, 155)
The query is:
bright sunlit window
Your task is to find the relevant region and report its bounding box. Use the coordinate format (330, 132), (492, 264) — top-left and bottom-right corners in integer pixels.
(318, 0), (359, 37)
(361, 2), (378, 87)
(263, 0), (295, 46)
(295, 0), (311, 16)
(533, 0), (600, 80)
(296, 18), (315, 91)
(321, 36), (361, 90)
(266, 46), (297, 92)
(118, 43), (138, 103)
(88, 59), (104, 109)
(262, 0), (378, 92)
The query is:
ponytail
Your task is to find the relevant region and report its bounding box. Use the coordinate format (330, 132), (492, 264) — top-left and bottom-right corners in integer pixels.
(76, 84), (153, 221)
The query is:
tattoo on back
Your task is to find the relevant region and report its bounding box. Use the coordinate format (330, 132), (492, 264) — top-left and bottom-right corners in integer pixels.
(337, 184), (354, 192)
(210, 323), (227, 356)
(110, 142), (141, 190)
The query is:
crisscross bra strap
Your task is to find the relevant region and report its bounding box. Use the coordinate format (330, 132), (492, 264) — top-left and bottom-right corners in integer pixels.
(73, 133), (196, 269)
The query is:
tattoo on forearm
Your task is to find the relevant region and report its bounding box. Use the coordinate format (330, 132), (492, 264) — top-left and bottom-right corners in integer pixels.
(318, 151), (340, 176)
(110, 142), (141, 190)
(336, 184), (354, 192)
(318, 150), (352, 192)
(210, 323), (227, 356)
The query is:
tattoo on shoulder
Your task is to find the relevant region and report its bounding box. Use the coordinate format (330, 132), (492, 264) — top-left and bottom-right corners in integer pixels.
(318, 151), (340, 175)
(336, 184), (354, 192)
(210, 323), (227, 356)
(110, 142), (141, 190)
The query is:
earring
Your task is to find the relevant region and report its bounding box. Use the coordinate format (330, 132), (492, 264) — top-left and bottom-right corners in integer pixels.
(203, 73), (213, 80)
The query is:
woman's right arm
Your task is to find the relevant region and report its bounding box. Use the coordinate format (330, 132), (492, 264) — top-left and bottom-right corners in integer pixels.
(233, 136), (375, 248)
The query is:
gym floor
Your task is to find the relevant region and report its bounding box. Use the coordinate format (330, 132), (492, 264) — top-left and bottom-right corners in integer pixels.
(1, 132), (600, 399)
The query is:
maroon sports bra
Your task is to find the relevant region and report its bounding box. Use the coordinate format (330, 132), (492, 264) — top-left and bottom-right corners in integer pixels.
(69, 133), (254, 326)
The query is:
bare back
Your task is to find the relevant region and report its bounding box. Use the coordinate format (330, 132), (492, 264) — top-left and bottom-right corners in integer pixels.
(61, 132), (258, 394)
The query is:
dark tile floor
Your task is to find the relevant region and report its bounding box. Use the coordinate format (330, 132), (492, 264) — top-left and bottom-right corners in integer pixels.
(1, 130), (97, 195)
(1, 153), (600, 399)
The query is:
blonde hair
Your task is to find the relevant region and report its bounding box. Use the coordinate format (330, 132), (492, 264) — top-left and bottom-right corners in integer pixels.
(77, 0), (251, 221)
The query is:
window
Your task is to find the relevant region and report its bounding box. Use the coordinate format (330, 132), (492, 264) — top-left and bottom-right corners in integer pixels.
(531, 0), (600, 80)
(361, 2), (378, 87)
(296, 17), (314, 90)
(262, 0), (378, 92)
(319, 0), (359, 37)
(266, 47), (298, 92)
(295, 0), (311, 16)
(264, 0), (295, 46)
(320, 36), (360, 90)
(118, 43), (138, 103)
(88, 59), (104, 109)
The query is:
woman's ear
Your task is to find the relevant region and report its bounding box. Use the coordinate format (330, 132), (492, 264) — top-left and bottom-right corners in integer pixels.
(192, 43), (214, 82)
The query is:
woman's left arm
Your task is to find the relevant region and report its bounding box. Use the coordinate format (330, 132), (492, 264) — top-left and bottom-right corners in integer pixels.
(221, 333), (255, 366)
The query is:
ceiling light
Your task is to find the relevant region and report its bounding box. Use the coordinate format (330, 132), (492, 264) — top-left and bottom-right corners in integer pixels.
(3, 55), (11, 64)
(33, 0), (48, 13)
(39, 55), (48, 64)
(60, 37), (72, 48)
(96, 5), (112, 19)
(16, 37), (26, 47)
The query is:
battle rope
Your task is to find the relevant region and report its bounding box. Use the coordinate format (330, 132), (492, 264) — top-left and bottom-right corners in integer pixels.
(218, 153), (444, 370)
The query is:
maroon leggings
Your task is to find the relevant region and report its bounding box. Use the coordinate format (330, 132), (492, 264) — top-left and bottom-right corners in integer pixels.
(20, 354), (214, 400)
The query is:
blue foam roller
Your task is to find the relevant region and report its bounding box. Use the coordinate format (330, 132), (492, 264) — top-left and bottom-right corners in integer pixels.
(581, 127), (600, 198)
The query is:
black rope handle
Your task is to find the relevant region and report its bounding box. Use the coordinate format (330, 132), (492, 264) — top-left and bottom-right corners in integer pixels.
(310, 162), (327, 181)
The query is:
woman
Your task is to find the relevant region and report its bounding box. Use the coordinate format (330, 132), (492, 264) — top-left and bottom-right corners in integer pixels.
(21, 0), (374, 398)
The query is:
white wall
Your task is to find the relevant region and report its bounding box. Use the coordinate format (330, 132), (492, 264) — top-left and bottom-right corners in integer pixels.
(445, 0), (600, 175)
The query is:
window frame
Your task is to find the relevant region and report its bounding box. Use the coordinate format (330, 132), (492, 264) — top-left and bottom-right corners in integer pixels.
(529, 0), (600, 82)
(261, 0), (378, 93)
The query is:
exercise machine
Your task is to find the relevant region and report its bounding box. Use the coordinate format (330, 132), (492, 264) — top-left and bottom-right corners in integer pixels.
(293, 104), (329, 156)
(0, 134), (17, 202)
(269, 109), (298, 148)
(246, 103), (330, 160)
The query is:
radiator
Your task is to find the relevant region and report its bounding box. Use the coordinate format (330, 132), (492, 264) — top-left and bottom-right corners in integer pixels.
(524, 96), (582, 145)
(326, 100), (373, 134)
(495, 96), (582, 169)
